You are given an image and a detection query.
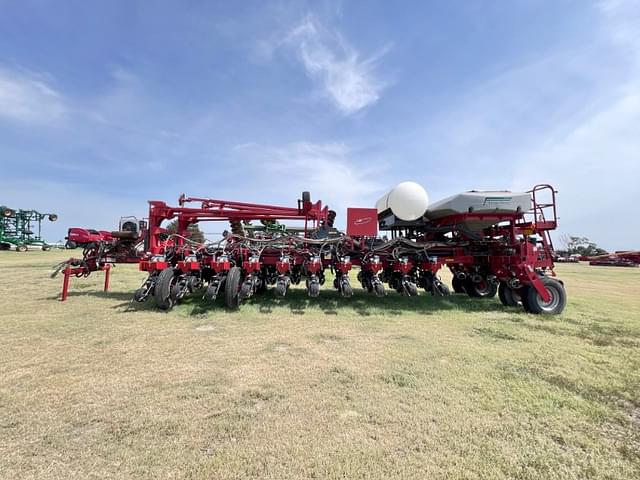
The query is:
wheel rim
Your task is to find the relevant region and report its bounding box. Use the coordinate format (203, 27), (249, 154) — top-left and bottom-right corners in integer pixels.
(537, 286), (560, 312)
(475, 280), (490, 295)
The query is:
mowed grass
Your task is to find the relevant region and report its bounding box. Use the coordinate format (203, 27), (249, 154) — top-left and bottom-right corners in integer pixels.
(1, 250), (639, 479)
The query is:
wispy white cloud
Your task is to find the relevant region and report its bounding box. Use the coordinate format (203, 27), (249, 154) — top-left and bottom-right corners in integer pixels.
(230, 141), (386, 221)
(410, 0), (640, 250)
(0, 68), (68, 124)
(506, 1), (640, 250)
(282, 15), (390, 115)
(597, 0), (640, 53)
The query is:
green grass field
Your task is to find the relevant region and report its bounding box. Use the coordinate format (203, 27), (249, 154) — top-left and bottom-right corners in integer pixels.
(1, 250), (639, 479)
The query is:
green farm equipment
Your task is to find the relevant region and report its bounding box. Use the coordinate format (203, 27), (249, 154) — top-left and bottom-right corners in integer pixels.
(0, 206), (58, 251)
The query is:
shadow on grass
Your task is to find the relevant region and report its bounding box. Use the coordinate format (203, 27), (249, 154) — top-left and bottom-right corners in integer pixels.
(48, 285), (520, 317)
(45, 291), (130, 301)
(45, 290), (159, 312)
(183, 287), (515, 317)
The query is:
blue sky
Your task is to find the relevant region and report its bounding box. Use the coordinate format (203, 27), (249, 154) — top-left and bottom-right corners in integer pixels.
(0, 0), (638, 250)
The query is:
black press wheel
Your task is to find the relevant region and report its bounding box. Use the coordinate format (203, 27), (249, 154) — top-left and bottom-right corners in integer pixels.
(274, 280), (288, 297)
(154, 267), (179, 310)
(451, 276), (466, 294)
(404, 282), (418, 297)
(498, 282), (520, 306)
(308, 281), (320, 297)
(225, 267), (242, 309)
(340, 279), (353, 298)
(465, 278), (497, 298)
(433, 281), (451, 297)
(524, 277), (566, 315)
(133, 287), (148, 302)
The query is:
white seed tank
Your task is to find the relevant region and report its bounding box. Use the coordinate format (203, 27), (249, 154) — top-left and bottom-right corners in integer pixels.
(376, 181), (429, 221)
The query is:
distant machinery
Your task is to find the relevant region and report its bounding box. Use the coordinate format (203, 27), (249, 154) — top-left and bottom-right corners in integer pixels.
(0, 206), (58, 251)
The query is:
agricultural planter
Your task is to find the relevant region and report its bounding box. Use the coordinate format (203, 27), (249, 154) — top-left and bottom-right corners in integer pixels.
(54, 183), (567, 315)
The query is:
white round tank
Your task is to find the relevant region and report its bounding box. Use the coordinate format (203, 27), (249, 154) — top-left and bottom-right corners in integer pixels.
(376, 182), (429, 221)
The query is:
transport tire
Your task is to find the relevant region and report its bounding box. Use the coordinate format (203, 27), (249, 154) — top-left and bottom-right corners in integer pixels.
(519, 286), (532, 312)
(16, 245), (27, 252)
(465, 278), (497, 298)
(0, 243), (10, 250)
(498, 282), (520, 306)
(154, 267), (179, 310)
(65, 240), (77, 249)
(524, 277), (566, 315)
(302, 191), (311, 203)
(42, 244), (51, 251)
(451, 276), (466, 294)
(225, 267), (242, 309)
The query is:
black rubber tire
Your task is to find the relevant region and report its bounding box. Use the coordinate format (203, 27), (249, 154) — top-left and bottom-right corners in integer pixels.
(433, 281), (451, 296)
(524, 277), (567, 315)
(171, 283), (182, 301)
(65, 240), (77, 249)
(16, 245), (27, 252)
(240, 281), (252, 299)
(133, 288), (147, 302)
(308, 281), (320, 297)
(341, 281), (353, 298)
(498, 282), (520, 306)
(225, 267), (242, 309)
(465, 278), (497, 298)
(274, 281), (287, 297)
(154, 268), (179, 310)
(121, 221), (137, 232)
(42, 245), (51, 251)
(451, 276), (466, 294)
(111, 230), (137, 239)
(0, 243), (10, 251)
(405, 282), (418, 297)
(302, 191), (311, 203)
(519, 286), (532, 312)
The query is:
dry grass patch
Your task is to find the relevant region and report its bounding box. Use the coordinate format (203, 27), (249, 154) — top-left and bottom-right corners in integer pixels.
(0, 250), (639, 479)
